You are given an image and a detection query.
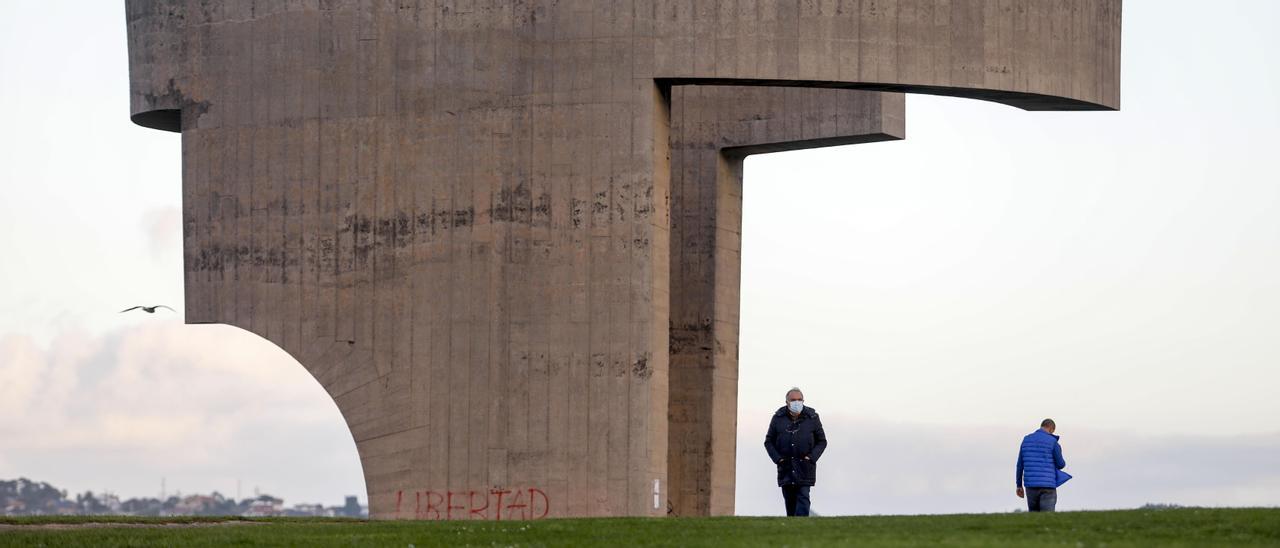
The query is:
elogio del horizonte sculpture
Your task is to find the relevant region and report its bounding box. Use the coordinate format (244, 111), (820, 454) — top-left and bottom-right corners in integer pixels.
(124, 0), (1121, 520)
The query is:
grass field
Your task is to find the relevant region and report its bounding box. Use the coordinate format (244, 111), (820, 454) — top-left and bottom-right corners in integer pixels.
(2, 508), (1277, 547)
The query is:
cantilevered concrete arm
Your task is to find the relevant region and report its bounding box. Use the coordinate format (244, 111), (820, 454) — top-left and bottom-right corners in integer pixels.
(651, 0), (1120, 111)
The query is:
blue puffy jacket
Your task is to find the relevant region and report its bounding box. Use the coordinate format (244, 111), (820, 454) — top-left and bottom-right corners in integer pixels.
(1016, 429), (1066, 488)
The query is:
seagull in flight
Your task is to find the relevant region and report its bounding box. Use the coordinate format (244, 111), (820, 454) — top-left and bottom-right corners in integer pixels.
(119, 305), (176, 314)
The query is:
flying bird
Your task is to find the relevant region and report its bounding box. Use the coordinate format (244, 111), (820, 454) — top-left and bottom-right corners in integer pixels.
(119, 305), (176, 314)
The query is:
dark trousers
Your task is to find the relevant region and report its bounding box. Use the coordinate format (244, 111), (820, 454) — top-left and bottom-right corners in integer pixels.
(1026, 487), (1057, 512)
(781, 484), (811, 516)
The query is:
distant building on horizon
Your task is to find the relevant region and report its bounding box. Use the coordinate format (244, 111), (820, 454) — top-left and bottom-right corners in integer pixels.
(2, 477), (367, 518)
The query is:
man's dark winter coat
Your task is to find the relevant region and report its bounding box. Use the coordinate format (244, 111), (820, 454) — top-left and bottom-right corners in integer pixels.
(764, 406), (828, 487)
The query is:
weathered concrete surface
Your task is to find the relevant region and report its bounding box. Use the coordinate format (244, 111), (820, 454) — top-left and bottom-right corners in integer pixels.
(124, 0), (1121, 520)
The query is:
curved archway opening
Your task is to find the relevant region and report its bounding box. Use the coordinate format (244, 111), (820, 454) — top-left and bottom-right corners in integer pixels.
(177, 323), (367, 509)
(0, 320), (366, 511)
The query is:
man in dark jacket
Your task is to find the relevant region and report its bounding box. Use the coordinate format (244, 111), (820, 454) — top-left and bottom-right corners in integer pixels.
(764, 387), (827, 516)
(1016, 418), (1068, 512)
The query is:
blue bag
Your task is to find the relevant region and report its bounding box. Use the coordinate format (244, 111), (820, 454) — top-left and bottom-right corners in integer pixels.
(1056, 469), (1073, 487)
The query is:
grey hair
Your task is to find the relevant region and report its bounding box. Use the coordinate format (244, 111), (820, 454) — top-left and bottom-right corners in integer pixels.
(785, 387), (804, 400)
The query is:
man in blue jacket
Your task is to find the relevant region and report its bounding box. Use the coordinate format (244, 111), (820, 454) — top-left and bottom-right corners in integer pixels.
(764, 387), (827, 516)
(1016, 418), (1068, 512)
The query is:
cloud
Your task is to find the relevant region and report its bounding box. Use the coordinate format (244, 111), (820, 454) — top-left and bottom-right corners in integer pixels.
(0, 334), (43, 417)
(0, 322), (364, 503)
(140, 207), (181, 260)
(736, 412), (1280, 516)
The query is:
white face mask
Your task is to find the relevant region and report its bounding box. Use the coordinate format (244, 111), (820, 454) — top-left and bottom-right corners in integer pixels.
(788, 400), (804, 414)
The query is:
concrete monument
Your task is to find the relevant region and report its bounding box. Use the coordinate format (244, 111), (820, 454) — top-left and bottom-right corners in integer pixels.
(124, 0), (1120, 519)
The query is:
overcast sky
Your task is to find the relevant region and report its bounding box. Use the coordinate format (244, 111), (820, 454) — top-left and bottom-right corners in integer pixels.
(2, 1), (1278, 514)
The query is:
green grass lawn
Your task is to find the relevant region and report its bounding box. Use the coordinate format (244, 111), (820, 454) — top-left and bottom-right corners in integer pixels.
(2, 508), (1277, 547)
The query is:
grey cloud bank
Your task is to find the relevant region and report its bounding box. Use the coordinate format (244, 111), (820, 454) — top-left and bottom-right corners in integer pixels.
(735, 414), (1280, 515)
(0, 323), (364, 504)
(3, 321), (1276, 514)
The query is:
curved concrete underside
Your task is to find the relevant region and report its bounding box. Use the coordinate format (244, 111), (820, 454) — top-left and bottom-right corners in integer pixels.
(124, 0), (1120, 520)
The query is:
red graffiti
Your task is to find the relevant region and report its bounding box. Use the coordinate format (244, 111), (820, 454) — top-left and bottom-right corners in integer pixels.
(395, 487), (549, 520)
(493, 489), (509, 519)
(468, 491), (489, 519)
(506, 490), (527, 520)
(424, 491), (444, 519)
